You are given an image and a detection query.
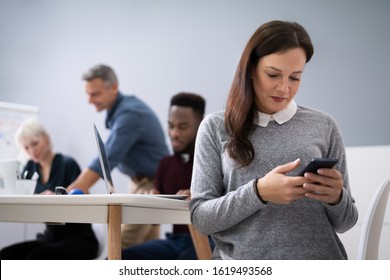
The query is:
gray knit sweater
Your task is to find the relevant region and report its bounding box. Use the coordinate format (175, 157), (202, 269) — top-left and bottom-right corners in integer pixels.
(190, 106), (358, 260)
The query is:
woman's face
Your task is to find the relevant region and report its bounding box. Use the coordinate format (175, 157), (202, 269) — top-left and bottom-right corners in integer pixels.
(252, 48), (307, 114)
(22, 134), (51, 163)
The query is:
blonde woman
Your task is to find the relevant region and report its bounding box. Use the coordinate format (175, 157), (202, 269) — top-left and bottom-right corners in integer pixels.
(0, 120), (98, 259)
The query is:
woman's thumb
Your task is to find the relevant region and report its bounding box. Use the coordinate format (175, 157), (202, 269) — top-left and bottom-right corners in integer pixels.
(274, 158), (301, 174)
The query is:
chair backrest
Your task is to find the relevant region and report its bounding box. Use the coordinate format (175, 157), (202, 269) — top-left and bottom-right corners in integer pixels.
(92, 223), (108, 260)
(357, 177), (390, 259)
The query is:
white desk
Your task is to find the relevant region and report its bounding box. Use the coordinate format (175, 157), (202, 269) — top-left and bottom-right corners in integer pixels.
(0, 194), (190, 259)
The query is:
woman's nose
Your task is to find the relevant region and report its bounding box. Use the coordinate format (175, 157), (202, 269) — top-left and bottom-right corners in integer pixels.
(29, 146), (38, 155)
(276, 79), (290, 93)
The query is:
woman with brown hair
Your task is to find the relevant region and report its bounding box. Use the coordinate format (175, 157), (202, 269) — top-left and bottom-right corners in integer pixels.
(190, 20), (358, 259)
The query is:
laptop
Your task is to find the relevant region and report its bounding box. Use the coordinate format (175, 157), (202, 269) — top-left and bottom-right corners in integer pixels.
(93, 125), (115, 194)
(0, 158), (18, 195)
(93, 125), (187, 199)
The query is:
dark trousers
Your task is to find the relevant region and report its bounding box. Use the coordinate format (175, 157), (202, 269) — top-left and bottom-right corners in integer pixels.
(121, 233), (214, 260)
(0, 237), (98, 260)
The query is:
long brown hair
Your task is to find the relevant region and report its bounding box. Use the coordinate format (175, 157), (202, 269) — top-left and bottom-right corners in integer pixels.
(225, 20), (314, 167)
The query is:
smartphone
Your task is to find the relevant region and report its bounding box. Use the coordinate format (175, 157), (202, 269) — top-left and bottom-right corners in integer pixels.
(299, 158), (339, 176)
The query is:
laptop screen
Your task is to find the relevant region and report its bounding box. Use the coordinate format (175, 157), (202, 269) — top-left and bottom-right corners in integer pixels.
(0, 158), (18, 195)
(93, 125), (115, 194)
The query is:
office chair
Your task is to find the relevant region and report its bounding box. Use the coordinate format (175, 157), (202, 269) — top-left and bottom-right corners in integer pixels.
(92, 223), (108, 260)
(356, 177), (390, 259)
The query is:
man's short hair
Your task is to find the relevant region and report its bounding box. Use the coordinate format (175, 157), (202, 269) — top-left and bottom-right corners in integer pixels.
(170, 92), (206, 119)
(82, 64), (118, 87)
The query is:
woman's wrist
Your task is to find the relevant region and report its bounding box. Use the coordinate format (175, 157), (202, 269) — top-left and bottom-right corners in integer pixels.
(328, 190), (343, 205)
(253, 178), (268, 204)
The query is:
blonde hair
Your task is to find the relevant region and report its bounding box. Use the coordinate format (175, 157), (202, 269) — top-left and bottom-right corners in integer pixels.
(15, 120), (52, 151)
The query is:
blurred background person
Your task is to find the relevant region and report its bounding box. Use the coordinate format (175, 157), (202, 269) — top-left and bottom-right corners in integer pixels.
(68, 64), (169, 248)
(122, 92), (213, 259)
(0, 120), (98, 260)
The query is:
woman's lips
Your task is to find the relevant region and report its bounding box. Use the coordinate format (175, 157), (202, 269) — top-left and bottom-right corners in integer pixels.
(272, 96), (286, 102)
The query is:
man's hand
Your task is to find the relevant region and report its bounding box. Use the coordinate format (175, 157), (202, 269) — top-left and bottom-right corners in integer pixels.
(67, 169), (100, 194)
(40, 190), (55, 195)
(176, 188), (191, 200)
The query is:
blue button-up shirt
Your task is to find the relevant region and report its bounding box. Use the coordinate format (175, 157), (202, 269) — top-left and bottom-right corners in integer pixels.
(88, 92), (169, 179)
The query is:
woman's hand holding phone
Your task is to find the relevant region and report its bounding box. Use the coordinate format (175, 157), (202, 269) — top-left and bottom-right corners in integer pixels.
(300, 159), (343, 204)
(256, 158), (343, 205)
(256, 159), (308, 204)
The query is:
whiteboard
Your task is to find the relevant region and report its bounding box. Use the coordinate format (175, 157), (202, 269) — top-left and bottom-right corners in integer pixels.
(0, 102), (39, 159)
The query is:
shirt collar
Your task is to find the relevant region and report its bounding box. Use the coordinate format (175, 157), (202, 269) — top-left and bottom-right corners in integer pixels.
(254, 100), (297, 127)
(174, 152), (193, 164)
(181, 154), (190, 163)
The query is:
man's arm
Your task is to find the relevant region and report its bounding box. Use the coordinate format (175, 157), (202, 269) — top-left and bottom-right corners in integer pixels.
(67, 168), (100, 194)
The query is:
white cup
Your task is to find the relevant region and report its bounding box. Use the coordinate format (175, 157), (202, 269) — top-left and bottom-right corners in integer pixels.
(15, 179), (37, 195)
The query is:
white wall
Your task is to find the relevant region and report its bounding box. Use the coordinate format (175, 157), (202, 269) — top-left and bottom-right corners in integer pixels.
(1, 0), (390, 192)
(0, 0), (390, 258)
(1, 1), (389, 172)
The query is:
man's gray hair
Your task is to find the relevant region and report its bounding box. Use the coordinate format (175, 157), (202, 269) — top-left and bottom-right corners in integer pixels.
(82, 64), (118, 87)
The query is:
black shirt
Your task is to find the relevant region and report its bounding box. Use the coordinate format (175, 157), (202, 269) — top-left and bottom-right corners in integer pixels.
(22, 154), (97, 242)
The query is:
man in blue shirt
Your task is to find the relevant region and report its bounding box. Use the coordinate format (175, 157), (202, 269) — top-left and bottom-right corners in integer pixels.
(68, 64), (169, 248)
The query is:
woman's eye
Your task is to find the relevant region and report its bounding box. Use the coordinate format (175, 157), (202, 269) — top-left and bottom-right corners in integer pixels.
(290, 77), (300, 81)
(30, 141), (39, 147)
(267, 73), (278, 78)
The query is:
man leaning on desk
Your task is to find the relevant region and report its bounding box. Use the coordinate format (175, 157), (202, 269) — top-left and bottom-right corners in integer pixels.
(67, 64), (169, 249)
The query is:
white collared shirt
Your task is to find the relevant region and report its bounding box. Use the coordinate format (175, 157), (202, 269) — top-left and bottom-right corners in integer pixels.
(254, 100), (298, 127)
